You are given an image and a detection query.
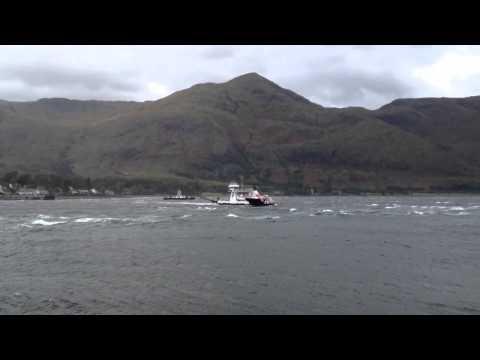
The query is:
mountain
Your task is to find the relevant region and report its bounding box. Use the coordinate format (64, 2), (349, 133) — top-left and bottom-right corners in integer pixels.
(1, 72), (480, 193)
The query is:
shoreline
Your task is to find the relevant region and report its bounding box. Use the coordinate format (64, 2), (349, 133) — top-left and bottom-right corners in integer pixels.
(3, 192), (480, 201)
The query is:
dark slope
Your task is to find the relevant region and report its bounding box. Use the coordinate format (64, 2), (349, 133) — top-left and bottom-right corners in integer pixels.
(0, 99), (142, 176)
(375, 97), (480, 170)
(1, 73), (480, 193)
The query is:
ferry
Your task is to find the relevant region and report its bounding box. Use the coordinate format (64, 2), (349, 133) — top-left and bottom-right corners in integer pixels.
(163, 189), (195, 201)
(245, 189), (276, 206)
(217, 182), (249, 205)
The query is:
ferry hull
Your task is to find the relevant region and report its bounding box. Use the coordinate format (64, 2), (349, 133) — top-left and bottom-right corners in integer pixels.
(246, 198), (275, 206)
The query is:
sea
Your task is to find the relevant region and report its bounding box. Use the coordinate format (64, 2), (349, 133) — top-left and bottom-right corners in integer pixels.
(1, 195), (479, 314)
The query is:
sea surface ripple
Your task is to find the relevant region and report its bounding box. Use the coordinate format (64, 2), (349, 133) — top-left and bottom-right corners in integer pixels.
(1, 195), (479, 314)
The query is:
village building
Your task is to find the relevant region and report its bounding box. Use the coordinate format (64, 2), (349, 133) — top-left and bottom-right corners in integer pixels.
(17, 187), (49, 199)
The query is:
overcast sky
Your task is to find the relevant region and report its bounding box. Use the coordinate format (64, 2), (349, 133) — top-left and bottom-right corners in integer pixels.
(1, 45), (480, 109)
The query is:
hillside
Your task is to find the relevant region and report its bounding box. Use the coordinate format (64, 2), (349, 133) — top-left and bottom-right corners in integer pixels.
(1, 72), (480, 194)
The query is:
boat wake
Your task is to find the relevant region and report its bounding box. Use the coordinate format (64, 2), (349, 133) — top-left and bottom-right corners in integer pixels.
(162, 201), (213, 206)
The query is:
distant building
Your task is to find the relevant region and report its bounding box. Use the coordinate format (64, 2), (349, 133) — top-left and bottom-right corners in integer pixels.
(67, 186), (100, 196)
(15, 187), (48, 199)
(68, 186), (79, 195)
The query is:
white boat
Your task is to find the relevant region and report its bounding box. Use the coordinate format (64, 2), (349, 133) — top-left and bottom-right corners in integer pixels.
(217, 182), (250, 205)
(164, 189), (195, 200)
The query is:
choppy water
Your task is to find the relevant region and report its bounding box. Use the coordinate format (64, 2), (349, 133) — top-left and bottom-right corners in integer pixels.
(1, 195), (480, 314)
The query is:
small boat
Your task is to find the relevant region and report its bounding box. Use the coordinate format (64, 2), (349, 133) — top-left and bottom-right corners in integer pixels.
(245, 189), (276, 206)
(163, 189), (195, 200)
(217, 182), (250, 205)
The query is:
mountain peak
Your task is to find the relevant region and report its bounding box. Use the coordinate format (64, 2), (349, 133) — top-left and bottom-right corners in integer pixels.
(223, 72), (314, 106)
(231, 72), (267, 80)
(227, 72), (275, 86)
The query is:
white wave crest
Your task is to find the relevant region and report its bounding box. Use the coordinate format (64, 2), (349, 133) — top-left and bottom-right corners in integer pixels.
(196, 206), (217, 211)
(445, 211), (470, 216)
(74, 217), (112, 223)
(254, 215), (280, 220)
(32, 219), (67, 226)
(315, 209), (334, 215)
(467, 205), (480, 209)
(385, 205), (399, 209)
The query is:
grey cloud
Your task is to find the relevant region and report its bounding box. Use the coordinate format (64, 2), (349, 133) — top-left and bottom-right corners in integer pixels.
(0, 64), (140, 94)
(0, 45), (476, 106)
(286, 70), (412, 109)
(306, 55), (345, 69)
(202, 46), (235, 59)
(455, 73), (480, 97)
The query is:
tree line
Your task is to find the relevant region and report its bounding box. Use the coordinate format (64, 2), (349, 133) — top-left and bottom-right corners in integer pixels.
(0, 171), (223, 195)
